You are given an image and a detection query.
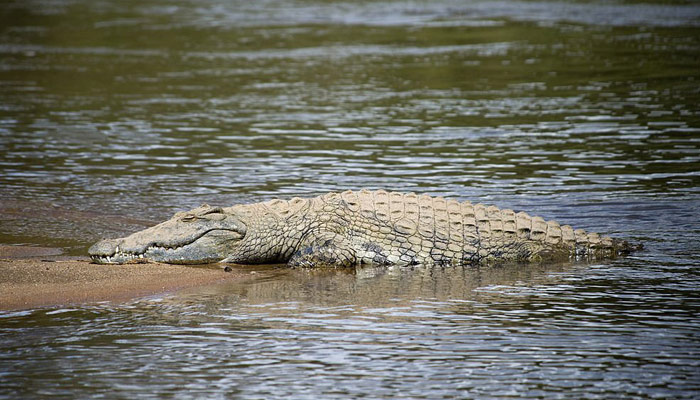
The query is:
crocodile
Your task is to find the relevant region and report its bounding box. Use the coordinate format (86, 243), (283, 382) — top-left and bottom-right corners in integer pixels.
(89, 190), (638, 267)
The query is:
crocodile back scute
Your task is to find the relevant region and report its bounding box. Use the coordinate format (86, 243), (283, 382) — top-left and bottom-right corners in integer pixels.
(257, 190), (625, 265)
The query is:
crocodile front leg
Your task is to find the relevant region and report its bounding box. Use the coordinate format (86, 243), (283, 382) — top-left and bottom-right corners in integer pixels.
(288, 233), (358, 268)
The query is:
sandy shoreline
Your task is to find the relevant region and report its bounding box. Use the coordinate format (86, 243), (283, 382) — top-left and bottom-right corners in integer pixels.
(0, 246), (247, 311)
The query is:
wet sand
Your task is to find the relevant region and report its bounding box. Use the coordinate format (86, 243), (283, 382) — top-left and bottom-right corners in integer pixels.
(0, 246), (246, 311)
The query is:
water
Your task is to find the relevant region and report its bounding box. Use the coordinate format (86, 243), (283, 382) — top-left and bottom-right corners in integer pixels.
(1, 0), (699, 398)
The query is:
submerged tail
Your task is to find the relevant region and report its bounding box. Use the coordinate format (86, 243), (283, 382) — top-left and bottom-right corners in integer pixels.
(576, 235), (642, 260)
(611, 238), (643, 256)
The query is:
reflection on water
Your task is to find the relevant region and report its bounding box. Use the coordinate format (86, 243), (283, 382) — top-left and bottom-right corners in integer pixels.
(2, 261), (699, 398)
(1, 0), (699, 398)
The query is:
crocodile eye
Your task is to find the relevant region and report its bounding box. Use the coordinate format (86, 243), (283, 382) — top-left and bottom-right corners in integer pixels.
(203, 206), (224, 215)
(181, 215), (196, 222)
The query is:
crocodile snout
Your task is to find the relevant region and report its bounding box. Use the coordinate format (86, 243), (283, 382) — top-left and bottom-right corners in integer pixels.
(88, 238), (121, 258)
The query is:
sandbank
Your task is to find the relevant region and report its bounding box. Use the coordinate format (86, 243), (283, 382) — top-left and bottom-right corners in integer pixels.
(0, 245), (246, 311)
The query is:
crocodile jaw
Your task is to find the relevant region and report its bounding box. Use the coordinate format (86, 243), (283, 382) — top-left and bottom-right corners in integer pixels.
(89, 229), (241, 265)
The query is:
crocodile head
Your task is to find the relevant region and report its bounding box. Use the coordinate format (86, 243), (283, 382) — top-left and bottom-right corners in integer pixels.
(89, 205), (246, 265)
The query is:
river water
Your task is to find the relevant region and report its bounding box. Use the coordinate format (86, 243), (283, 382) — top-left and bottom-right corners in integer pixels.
(1, 0), (699, 398)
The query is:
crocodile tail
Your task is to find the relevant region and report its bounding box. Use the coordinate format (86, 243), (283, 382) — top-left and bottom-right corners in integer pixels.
(573, 231), (641, 259)
(506, 209), (638, 260)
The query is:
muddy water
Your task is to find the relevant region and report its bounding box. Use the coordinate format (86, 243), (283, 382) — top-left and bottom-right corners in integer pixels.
(1, 0), (699, 398)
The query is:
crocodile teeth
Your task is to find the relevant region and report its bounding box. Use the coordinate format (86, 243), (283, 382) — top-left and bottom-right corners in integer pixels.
(92, 243), (190, 264)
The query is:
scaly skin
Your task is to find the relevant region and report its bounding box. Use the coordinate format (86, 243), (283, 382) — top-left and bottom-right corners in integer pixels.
(89, 190), (638, 267)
